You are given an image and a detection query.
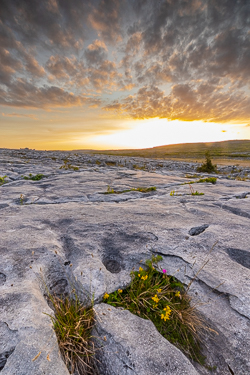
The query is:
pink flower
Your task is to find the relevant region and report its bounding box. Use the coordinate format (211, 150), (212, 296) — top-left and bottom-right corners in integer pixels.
(162, 269), (167, 274)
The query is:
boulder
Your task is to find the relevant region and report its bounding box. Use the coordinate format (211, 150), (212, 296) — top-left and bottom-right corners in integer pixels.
(93, 303), (199, 375)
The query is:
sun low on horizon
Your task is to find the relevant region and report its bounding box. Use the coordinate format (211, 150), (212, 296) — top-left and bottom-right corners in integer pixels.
(1, 0), (250, 151)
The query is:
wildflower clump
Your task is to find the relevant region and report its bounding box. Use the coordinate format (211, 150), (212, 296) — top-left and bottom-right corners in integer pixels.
(103, 255), (207, 364)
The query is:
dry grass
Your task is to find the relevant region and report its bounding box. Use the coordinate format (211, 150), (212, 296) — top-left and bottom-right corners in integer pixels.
(46, 294), (99, 375)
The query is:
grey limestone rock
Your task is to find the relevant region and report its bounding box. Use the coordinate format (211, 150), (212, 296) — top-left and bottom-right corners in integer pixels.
(93, 303), (199, 375)
(0, 148), (250, 374)
(188, 224), (209, 236)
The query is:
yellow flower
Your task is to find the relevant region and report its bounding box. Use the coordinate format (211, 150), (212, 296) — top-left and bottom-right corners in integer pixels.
(164, 306), (171, 312)
(138, 273), (141, 278)
(153, 304), (158, 309)
(118, 289), (123, 293)
(103, 293), (109, 299)
(161, 306), (172, 321)
(175, 291), (181, 298)
(161, 306), (171, 321)
(161, 314), (170, 321)
(139, 267), (143, 272)
(152, 294), (159, 303)
(157, 288), (162, 293)
(141, 275), (148, 281)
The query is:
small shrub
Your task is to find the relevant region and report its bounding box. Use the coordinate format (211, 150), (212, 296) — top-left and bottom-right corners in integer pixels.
(197, 152), (217, 173)
(103, 255), (207, 364)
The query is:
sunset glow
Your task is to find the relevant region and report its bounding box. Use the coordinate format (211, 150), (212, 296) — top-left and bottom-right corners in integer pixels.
(1, 1), (250, 150)
(87, 119), (249, 150)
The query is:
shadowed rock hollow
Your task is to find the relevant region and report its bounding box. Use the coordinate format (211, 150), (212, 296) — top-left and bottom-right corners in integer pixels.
(0, 148), (250, 375)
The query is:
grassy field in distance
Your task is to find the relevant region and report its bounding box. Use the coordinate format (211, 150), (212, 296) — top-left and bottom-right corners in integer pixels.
(75, 140), (250, 167)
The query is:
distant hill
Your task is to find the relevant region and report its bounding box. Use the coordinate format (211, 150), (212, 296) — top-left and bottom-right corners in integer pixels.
(75, 140), (250, 160)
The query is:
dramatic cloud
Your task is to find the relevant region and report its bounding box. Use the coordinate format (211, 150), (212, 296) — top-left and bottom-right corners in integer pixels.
(104, 83), (250, 122)
(0, 0), (249, 121)
(88, 0), (122, 44)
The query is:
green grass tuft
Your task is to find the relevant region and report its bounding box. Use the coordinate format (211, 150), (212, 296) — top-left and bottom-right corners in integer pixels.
(0, 175), (7, 186)
(183, 177), (217, 185)
(196, 177), (217, 184)
(23, 173), (45, 181)
(104, 186), (156, 194)
(185, 174), (200, 179)
(191, 191), (204, 196)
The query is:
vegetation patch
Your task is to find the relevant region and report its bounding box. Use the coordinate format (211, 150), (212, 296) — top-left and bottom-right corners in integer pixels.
(104, 185), (156, 194)
(183, 177), (217, 185)
(20, 194), (25, 204)
(197, 152), (217, 173)
(103, 255), (209, 364)
(133, 164), (146, 170)
(185, 174), (200, 179)
(45, 293), (98, 375)
(22, 173), (45, 181)
(235, 176), (249, 181)
(105, 161), (116, 166)
(196, 177), (217, 184)
(170, 190), (181, 196)
(189, 185), (204, 196)
(60, 161), (79, 171)
(191, 191), (204, 196)
(0, 175), (7, 186)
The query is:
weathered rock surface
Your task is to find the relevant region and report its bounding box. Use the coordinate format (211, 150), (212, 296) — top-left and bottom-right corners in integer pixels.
(93, 303), (199, 375)
(0, 148), (250, 374)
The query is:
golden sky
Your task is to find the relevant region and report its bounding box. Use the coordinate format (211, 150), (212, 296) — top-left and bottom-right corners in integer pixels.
(1, 0), (250, 150)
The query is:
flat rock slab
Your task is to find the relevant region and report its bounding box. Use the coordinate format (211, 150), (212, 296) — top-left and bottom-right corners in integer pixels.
(0, 148), (250, 375)
(93, 303), (199, 375)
